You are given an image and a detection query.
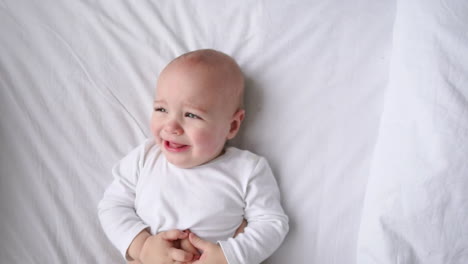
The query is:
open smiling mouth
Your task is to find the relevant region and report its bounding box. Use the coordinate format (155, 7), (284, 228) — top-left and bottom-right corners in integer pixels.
(164, 140), (190, 152)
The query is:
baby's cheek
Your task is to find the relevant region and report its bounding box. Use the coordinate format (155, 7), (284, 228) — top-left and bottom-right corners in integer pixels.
(194, 130), (222, 153)
(150, 126), (158, 139)
(150, 117), (157, 133)
(150, 121), (162, 143)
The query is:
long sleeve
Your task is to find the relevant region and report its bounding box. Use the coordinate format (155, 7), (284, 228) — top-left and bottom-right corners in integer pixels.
(218, 157), (289, 264)
(97, 142), (150, 259)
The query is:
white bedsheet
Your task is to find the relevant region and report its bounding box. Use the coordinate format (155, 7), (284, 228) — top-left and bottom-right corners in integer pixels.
(357, 0), (468, 263)
(0, 1), (466, 263)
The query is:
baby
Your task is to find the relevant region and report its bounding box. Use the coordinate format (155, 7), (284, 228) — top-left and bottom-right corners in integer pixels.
(98, 49), (289, 264)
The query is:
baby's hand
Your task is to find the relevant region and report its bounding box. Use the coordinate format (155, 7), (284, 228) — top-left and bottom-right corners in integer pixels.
(188, 233), (228, 264)
(176, 219), (247, 264)
(179, 230), (201, 261)
(139, 229), (199, 264)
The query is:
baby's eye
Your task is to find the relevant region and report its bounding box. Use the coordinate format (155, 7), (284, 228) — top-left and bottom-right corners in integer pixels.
(185, 112), (201, 119)
(154, 107), (167, 113)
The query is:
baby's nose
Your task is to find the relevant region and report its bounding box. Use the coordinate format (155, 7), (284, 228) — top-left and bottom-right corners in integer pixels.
(164, 120), (183, 135)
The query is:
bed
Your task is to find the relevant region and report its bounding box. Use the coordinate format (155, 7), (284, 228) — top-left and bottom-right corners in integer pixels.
(1, 0), (467, 263)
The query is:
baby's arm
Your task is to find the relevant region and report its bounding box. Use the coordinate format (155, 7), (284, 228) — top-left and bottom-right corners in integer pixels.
(217, 157), (289, 264)
(98, 145), (151, 260)
(127, 229), (151, 262)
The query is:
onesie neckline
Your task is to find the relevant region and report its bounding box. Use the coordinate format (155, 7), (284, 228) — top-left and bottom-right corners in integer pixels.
(165, 146), (236, 171)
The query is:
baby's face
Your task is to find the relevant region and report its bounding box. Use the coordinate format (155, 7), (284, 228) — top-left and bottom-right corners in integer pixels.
(151, 61), (244, 168)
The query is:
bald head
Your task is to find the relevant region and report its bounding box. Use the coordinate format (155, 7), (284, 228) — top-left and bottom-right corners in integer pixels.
(163, 49), (245, 111)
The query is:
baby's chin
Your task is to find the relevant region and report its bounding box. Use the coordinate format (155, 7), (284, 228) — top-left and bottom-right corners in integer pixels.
(156, 140), (224, 168)
(164, 151), (224, 169)
(167, 159), (198, 169)
(162, 150), (203, 169)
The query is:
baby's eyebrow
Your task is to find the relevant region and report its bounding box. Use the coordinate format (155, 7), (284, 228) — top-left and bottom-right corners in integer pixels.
(184, 103), (207, 113)
(153, 100), (165, 105)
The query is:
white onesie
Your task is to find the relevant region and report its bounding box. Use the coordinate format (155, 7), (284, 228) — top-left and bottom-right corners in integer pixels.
(98, 139), (288, 264)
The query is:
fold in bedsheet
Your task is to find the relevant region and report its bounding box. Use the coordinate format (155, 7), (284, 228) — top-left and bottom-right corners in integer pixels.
(357, 0), (468, 263)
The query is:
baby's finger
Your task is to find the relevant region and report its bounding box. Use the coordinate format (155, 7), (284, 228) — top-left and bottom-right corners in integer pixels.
(169, 248), (194, 262)
(161, 229), (189, 241)
(180, 237), (199, 254)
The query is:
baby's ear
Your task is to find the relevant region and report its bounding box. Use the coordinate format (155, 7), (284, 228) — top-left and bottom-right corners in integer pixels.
(227, 109), (245, 140)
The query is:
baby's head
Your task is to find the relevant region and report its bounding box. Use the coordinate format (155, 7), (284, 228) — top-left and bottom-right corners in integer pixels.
(151, 49), (245, 168)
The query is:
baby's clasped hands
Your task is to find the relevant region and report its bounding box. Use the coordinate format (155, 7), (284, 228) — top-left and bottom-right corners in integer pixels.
(128, 229), (199, 264)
